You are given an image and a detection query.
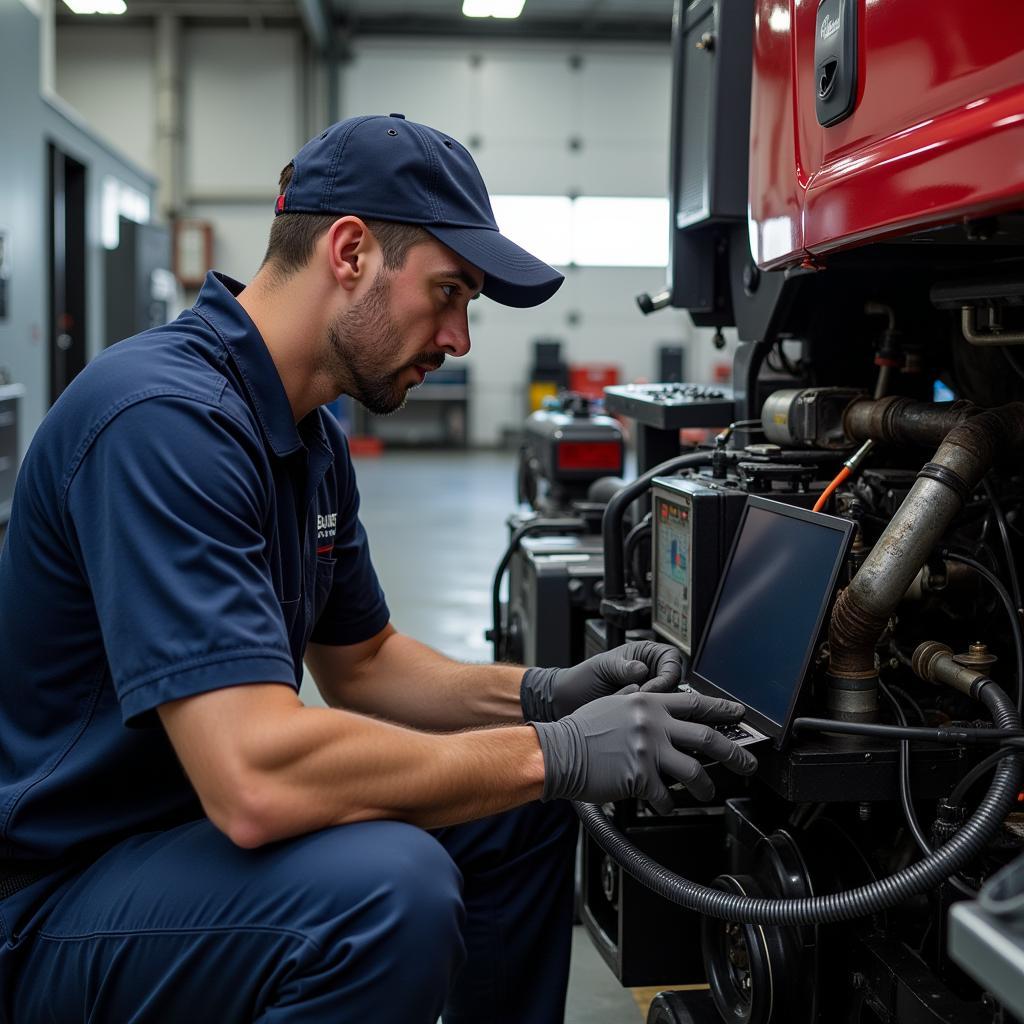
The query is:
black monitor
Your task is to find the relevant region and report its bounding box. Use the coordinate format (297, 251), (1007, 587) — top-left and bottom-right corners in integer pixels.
(690, 495), (855, 743)
(666, 0), (753, 319)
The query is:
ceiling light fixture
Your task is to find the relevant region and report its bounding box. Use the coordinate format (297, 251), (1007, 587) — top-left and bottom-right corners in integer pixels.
(462, 0), (526, 19)
(62, 0), (127, 13)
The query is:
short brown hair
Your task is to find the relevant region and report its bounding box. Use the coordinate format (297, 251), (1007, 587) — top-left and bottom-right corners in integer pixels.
(261, 162), (430, 277)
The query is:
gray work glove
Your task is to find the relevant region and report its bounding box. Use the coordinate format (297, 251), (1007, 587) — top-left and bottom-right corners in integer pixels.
(520, 641), (685, 722)
(531, 685), (758, 813)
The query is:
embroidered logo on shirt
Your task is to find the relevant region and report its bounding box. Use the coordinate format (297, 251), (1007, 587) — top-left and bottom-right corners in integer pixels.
(316, 512), (338, 555)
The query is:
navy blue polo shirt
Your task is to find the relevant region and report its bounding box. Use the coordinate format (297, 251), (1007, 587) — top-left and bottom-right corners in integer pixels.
(0, 272), (390, 874)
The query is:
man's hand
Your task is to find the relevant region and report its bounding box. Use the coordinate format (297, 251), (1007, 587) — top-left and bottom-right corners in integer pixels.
(531, 686), (757, 813)
(520, 641), (685, 722)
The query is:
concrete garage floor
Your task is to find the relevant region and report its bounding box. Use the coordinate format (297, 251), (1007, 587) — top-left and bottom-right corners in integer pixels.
(298, 449), (646, 1024)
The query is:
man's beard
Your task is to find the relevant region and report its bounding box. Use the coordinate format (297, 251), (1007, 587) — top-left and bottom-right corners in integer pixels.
(325, 272), (444, 415)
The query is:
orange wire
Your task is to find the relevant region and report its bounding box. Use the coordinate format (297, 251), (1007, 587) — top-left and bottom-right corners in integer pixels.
(812, 465), (851, 513)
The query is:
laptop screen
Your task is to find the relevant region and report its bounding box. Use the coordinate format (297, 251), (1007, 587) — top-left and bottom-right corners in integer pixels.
(690, 495), (855, 738)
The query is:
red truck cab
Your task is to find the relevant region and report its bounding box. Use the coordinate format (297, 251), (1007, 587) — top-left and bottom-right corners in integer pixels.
(750, 0), (1024, 268)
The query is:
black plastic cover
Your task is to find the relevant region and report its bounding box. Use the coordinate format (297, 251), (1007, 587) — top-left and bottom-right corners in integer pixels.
(815, 0), (858, 127)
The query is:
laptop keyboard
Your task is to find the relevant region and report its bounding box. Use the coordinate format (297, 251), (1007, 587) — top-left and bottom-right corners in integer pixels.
(714, 722), (751, 742)
(666, 718), (764, 786)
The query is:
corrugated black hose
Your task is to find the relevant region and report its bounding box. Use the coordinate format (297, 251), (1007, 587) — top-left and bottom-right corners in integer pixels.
(574, 678), (1022, 924)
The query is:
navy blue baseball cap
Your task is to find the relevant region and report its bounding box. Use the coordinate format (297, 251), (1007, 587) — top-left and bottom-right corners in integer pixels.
(277, 113), (564, 308)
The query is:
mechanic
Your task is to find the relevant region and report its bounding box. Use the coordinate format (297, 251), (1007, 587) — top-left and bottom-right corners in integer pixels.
(0, 114), (757, 1023)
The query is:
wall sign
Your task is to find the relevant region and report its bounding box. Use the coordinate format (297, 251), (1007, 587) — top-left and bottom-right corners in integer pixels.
(173, 219), (214, 290)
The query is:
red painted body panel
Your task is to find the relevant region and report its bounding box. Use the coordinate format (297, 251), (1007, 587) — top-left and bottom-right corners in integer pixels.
(749, 0), (1024, 270)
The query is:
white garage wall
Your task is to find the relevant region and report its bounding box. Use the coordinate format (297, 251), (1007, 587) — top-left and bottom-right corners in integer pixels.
(184, 28), (306, 199)
(54, 24), (735, 445)
(56, 23), (307, 276)
(343, 39), (672, 198)
(54, 24), (158, 176)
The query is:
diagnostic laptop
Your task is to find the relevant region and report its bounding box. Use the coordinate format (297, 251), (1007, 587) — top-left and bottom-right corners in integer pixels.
(684, 494), (856, 752)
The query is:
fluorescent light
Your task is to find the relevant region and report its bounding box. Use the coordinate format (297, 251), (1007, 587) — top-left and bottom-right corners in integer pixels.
(63, 0), (127, 13)
(489, 0), (526, 16)
(462, 0), (525, 18)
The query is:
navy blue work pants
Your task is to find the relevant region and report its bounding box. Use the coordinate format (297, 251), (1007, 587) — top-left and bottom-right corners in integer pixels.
(2, 801), (577, 1023)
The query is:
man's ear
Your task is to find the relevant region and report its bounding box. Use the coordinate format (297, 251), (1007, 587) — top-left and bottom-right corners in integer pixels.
(325, 216), (374, 292)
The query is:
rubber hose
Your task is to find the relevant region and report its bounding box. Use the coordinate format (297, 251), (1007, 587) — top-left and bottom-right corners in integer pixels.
(574, 679), (1022, 924)
(623, 516), (651, 593)
(490, 517), (585, 660)
(602, 451), (713, 603)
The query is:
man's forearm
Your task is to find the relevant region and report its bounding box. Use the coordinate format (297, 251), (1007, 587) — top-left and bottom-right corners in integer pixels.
(245, 705), (545, 839)
(162, 684), (545, 847)
(316, 631), (525, 730)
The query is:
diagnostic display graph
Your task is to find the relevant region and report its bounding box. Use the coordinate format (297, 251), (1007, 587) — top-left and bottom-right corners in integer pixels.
(654, 495), (692, 648)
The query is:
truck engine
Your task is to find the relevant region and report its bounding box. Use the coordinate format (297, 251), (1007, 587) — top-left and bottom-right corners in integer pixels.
(493, 2), (1024, 1021)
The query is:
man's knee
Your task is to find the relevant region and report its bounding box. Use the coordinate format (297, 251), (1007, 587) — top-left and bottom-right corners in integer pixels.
(8, 823), (467, 1024)
(282, 820), (465, 960)
(366, 821), (465, 934)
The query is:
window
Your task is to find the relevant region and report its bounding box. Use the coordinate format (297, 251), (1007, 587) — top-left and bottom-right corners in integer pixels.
(573, 197), (669, 267)
(490, 195), (573, 267)
(490, 194), (669, 268)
